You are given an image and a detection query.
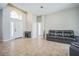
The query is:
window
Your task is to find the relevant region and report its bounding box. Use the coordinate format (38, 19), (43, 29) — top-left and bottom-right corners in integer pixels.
(10, 10), (22, 20)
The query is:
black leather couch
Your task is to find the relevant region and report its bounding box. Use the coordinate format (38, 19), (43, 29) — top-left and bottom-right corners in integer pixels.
(70, 36), (79, 56)
(70, 42), (79, 56)
(46, 30), (77, 44)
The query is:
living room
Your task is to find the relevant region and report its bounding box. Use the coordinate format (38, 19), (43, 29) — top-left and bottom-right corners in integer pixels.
(0, 3), (79, 56)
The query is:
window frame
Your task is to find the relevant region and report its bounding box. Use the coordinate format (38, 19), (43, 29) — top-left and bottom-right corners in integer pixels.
(10, 10), (22, 20)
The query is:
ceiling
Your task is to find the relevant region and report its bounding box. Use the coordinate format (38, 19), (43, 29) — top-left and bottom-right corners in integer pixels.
(12, 3), (79, 15)
(0, 3), (7, 9)
(0, 3), (79, 15)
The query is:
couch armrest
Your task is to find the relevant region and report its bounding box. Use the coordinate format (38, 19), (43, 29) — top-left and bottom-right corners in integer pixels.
(46, 34), (49, 37)
(70, 43), (79, 56)
(75, 36), (79, 42)
(71, 42), (79, 48)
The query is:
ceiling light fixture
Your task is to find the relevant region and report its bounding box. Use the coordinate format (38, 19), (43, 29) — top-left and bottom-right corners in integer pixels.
(40, 6), (43, 8)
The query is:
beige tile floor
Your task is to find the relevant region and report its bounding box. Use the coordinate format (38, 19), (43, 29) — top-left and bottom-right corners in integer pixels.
(0, 38), (70, 56)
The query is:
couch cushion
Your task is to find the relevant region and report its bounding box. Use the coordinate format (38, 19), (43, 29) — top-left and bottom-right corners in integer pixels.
(56, 32), (62, 36)
(49, 30), (55, 33)
(56, 36), (74, 40)
(64, 33), (71, 37)
(48, 36), (57, 39)
(49, 33), (55, 36)
(71, 42), (79, 48)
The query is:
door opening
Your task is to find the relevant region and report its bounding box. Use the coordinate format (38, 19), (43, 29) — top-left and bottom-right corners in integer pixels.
(37, 16), (43, 38)
(10, 19), (23, 40)
(10, 22), (14, 39)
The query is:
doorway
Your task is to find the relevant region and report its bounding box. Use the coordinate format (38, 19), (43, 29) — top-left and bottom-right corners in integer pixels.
(37, 16), (43, 38)
(10, 19), (23, 39)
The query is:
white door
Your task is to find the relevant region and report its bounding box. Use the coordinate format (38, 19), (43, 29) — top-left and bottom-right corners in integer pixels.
(10, 19), (23, 39)
(15, 20), (23, 38)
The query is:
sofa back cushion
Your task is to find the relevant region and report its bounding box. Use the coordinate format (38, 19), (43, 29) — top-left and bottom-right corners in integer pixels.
(49, 30), (55, 33)
(63, 30), (74, 38)
(55, 30), (62, 36)
(49, 30), (55, 36)
(48, 30), (74, 38)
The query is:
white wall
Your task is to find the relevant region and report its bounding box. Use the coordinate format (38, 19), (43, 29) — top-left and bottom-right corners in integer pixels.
(32, 15), (37, 38)
(25, 12), (32, 31)
(41, 16), (45, 38)
(2, 7), (10, 41)
(0, 9), (3, 40)
(45, 7), (79, 36)
(23, 13), (27, 32)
